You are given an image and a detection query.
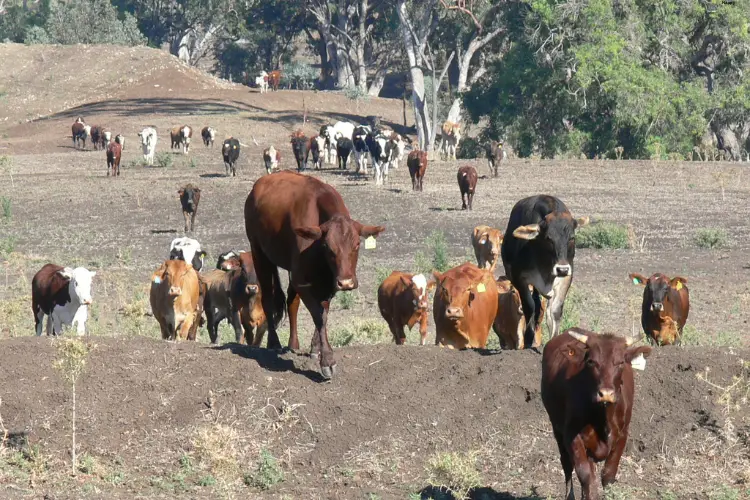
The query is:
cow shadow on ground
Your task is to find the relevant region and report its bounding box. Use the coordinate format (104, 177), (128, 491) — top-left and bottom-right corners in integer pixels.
(419, 486), (546, 499)
(199, 173), (227, 179)
(429, 207), (460, 212)
(213, 343), (325, 382)
(150, 229), (178, 234)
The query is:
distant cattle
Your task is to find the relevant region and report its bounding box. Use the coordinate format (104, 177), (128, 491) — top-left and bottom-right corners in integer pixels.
(72, 121), (91, 149)
(150, 259), (201, 341)
(441, 121), (461, 161)
(90, 126), (103, 150)
(385, 132), (406, 170)
(32, 264), (96, 336)
(169, 237), (206, 271)
(472, 225), (503, 272)
(407, 150), (427, 191)
(267, 70), (282, 91)
(378, 272), (435, 345)
(102, 130), (112, 148)
(309, 135), (325, 170)
(178, 184), (201, 233)
(222, 137), (241, 177)
(366, 131), (389, 185)
(106, 140), (122, 177)
(170, 125), (193, 154)
(255, 71), (269, 93)
(485, 140), (504, 178)
(542, 328), (651, 500)
(336, 138), (353, 169)
(432, 262), (499, 349)
(629, 273), (690, 346)
(115, 134), (125, 150)
(493, 277), (546, 349)
(244, 170), (385, 379)
(201, 126), (216, 147)
(457, 165), (478, 210)
(138, 127), (157, 166)
(263, 146), (280, 174)
(501, 195), (589, 347)
(290, 130), (308, 171)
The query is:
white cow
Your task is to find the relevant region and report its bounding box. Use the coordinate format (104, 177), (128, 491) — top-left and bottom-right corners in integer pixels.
(256, 71), (269, 93)
(138, 127), (158, 166)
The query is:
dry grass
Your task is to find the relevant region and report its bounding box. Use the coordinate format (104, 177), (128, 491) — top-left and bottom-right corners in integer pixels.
(425, 450), (482, 500)
(191, 424), (240, 479)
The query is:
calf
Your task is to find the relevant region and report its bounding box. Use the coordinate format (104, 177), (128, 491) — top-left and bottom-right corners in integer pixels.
(493, 277), (546, 349)
(178, 184), (201, 233)
(201, 126), (216, 147)
(267, 70), (282, 91)
(201, 267), (242, 344)
(385, 132), (406, 170)
(336, 138), (353, 169)
(106, 140), (122, 177)
(90, 126), (103, 150)
(150, 259), (202, 341)
(32, 264), (96, 336)
(263, 146), (280, 174)
(407, 150), (427, 191)
(629, 273), (690, 346)
(471, 225), (503, 272)
(457, 165), (478, 210)
(222, 137), (241, 177)
(432, 262), (499, 349)
(290, 130), (308, 171)
(170, 125), (192, 154)
(229, 251), (267, 345)
(378, 272), (435, 345)
(138, 127), (157, 166)
(72, 121), (91, 149)
(115, 133), (125, 150)
(441, 121), (461, 161)
(501, 195), (589, 347)
(309, 135), (325, 170)
(366, 131), (389, 185)
(542, 328), (652, 500)
(169, 237), (207, 271)
(216, 250), (241, 271)
(352, 126), (370, 174)
(256, 71), (269, 93)
(485, 140), (504, 178)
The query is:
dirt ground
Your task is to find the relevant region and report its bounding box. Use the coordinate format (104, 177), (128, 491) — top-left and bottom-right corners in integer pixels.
(1, 43), (750, 499)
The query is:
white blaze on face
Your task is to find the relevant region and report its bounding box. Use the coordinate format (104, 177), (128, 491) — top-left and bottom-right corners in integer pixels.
(209, 128), (216, 141)
(412, 273), (428, 307)
(83, 125), (91, 137)
(182, 126), (191, 144)
(63, 267), (96, 305)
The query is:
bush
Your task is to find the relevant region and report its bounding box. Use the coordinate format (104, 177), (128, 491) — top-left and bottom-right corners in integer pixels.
(245, 449), (283, 490)
(283, 62), (318, 90)
(694, 228), (728, 249)
(576, 222), (630, 249)
(154, 152), (173, 169)
(24, 25), (51, 45)
(42, 0), (146, 46)
(329, 320), (390, 347)
(456, 137), (483, 159)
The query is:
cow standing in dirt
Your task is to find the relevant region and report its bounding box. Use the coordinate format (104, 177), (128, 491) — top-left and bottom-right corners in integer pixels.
(171, 125), (193, 154)
(378, 272), (435, 345)
(457, 165), (478, 210)
(263, 146), (280, 174)
(290, 130), (309, 171)
(32, 264), (96, 336)
(629, 273), (690, 345)
(493, 278), (547, 349)
(178, 184), (201, 233)
(106, 140), (122, 177)
(150, 259), (201, 341)
(222, 137), (240, 177)
(202, 126), (216, 147)
(407, 150), (427, 191)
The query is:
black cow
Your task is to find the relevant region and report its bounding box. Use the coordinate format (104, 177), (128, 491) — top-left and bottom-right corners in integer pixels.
(290, 130), (308, 171)
(178, 184), (201, 233)
(337, 137), (353, 169)
(222, 137), (241, 177)
(501, 195), (589, 348)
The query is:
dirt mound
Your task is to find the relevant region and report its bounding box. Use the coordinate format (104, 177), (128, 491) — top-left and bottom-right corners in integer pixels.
(0, 337), (747, 499)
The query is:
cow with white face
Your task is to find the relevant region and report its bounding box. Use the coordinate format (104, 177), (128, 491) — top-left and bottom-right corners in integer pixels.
(169, 237), (207, 271)
(138, 127), (158, 166)
(378, 271), (436, 345)
(32, 264), (96, 336)
(385, 132), (406, 170)
(256, 71), (269, 93)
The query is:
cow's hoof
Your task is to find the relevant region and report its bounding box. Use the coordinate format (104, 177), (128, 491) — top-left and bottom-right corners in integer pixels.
(309, 351), (320, 360)
(320, 364), (337, 380)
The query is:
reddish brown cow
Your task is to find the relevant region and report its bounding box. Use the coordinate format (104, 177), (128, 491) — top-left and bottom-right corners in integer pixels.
(266, 70), (282, 91)
(471, 225), (503, 272)
(629, 273), (690, 345)
(106, 140), (122, 177)
(493, 277), (546, 349)
(244, 170), (385, 379)
(542, 328), (652, 500)
(378, 272), (435, 345)
(90, 125), (103, 150)
(432, 262), (499, 349)
(230, 251), (267, 346)
(457, 165), (478, 210)
(407, 150), (427, 191)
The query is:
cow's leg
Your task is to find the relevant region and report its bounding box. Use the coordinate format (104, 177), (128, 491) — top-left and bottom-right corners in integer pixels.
(183, 211), (190, 233)
(419, 314), (428, 345)
(468, 192), (474, 210)
(73, 306), (88, 336)
(546, 275), (573, 338)
(461, 192), (467, 210)
(601, 431), (627, 487)
(286, 284), (301, 352)
(206, 305), (219, 344)
(516, 279), (537, 348)
(190, 211), (197, 233)
(252, 323), (268, 347)
(298, 290), (335, 379)
(553, 429), (576, 500)
(569, 436), (595, 500)
(249, 243), (284, 350)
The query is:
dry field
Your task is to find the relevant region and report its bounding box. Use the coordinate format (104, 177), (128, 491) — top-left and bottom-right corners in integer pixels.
(1, 43), (750, 499)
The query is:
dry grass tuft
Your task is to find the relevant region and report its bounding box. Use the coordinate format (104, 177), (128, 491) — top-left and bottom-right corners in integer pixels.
(191, 424), (240, 479)
(426, 450), (482, 500)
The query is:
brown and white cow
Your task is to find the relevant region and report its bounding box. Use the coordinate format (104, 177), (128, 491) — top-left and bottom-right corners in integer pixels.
(432, 262), (499, 349)
(115, 133), (125, 150)
(32, 264), (96, 336)
(471, 225), (503, 272)
(542, 328), (652, 500)
(385, 132), (406, 170)
(72, 120), (91, 149)
(170, 125), (193, 154)
(629, 273), (690, 346)
(378, 272), (435, 345)
(457, 165), (478, 210)
(407, 150), (427, 192)
(267, 70), (282, 92)
(440, 121), (461, 161)
(178, 184), (201, 233)
(106, 140), (122, 177)
(263, 146), (280, 174)
(493, 277), (546, 349)
(309, 135), (326, 170)
(201, 126), (216, 147)
(150, 259), (202, 341)
(90, 125), (103, 150)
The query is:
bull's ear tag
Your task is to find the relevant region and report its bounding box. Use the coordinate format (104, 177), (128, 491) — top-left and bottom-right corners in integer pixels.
(477, 283), (486, 293)
(631, 353), (646, 371)
(153, 276), (161, 284)
(365, 236), (377, 250)
(675, 281), (683, 290)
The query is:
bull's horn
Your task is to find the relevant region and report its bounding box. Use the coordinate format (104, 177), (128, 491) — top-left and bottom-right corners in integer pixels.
(568, 331), (588, 344)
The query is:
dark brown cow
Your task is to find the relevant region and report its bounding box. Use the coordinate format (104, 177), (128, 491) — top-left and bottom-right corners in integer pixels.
(542, 328), (652, 500)
(407, 150), (427, 191)
(178, 184), (201, 233)
(290, 130), (309, 171)
(629, 273), (690, 346)
(266, 70), (282, 91)
(457, 165), (478, 210)
(90, 125), (103, 150)
(230, 251), (267, 346)
(493, 277), (546, 349)
(378, 272), (435, 345)
(72, 121), (91, 149)
(432, 262), (499, 349)
(485, 140), (504, 178)
(106, 140), (122, 177)
(244, 170), (385, 379)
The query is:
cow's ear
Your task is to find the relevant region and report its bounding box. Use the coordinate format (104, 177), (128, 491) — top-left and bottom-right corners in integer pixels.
(671, 276), (687, 288)
(575, 216), (590, 229)
(629, 273), (648, 286)
(294, 226), (323, 241)
(513, 224), (540, 240)
(625, 345), (652, 362)
(57, 268), (74, 280)
(357, 223), (385, 238)
(178, 189), (184, 196)
(432, 271), (443, 284)
(426, 277), (437, 290)
(399, 275), (411, 288)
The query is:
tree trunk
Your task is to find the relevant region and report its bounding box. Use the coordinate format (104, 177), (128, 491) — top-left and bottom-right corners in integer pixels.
(398, 0), (431, 150)
(356, 0), (368, 92)
(335, 0), (356, 88)
(367, 68), (386, 96)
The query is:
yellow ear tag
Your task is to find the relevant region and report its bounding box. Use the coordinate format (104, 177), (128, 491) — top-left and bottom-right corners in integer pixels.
(675, 281), (683, 290)
(365, 236), (377, 250)
(233, 145), (237, 149)
(477, 283), (486, 293)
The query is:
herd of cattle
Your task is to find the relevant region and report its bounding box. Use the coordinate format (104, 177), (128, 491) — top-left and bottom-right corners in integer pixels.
(48, 104), (695, 499)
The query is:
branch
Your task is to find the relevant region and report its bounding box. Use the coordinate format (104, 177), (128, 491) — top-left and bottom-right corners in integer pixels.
(439, 0), (483, 33)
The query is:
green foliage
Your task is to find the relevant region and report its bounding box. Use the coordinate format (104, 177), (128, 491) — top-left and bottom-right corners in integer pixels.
(425, 451), (482, 500)
(197, 475), (216, 487)
(344, 86), (369, 101)
(34, 0), (146, 46)
(283, 61), (318, 90)
(333, 290), (357, 310)
(329, 320), (390, 347)
(23, 25), (52, 44)
(456, 137), (483, 159)
(694, 228), (728, 249)
(680, 326), (740, 348)
(244, 449), (284, 491)
(1, 196), (11, 221)
(154, 152), (173, 169)
(576, 222), (630, 249)
(0, 236), (17, 260)
(54, 339), (94, 385)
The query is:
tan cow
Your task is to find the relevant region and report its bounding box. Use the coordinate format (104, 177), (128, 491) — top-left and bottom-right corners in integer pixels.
(472, 225), (504, 272)
(493, 277), (547, 349)
(378, 271), (435, 345)
(150, 259), (201, 341)
(231, 252), (267, 346)
(441, 121), (461, 161)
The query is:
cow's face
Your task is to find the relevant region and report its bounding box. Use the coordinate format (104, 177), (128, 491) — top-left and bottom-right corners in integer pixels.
(401, 273), (435, 312)
(216, 251), (241, 271)
(169, 237), (206, 271)
(568, 329), (652, 405)
(433, 272), (482, 321)
(630, 273), (686, 313)
(179, 187), (200, 209)
(476, 228), (503, 259)
(513, 213), (589, 278)
(59, 267), (96, 305)
(295, 216), (385, 292)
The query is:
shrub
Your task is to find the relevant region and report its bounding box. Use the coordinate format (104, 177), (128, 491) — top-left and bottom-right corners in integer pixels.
(426, 451), (482, 500)
(329, 320), (390, 347)
(456, 137), (483, 159)
(694, 228), (728, 249)
(244, 449), (283, 490)
(43, 0), (146, 46)
(23, 25), (51, 45)
(283, 62), (318, 90)
(154, 152), (173, 169)
(576, 222), (630, 249)
(1, 196), (10, 220)
(333, 290), (357, 310)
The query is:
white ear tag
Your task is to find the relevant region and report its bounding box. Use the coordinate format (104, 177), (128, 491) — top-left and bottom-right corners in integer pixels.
(631, 353), (646, 371)
(153, 276), (162, 284)
(365, 236), (377, 250)
(477, 283), (486, 293)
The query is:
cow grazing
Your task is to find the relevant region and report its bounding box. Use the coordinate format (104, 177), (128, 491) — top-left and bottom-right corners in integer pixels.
(542, 328), (652, 500)
(366, 131), (389, 185)
(337, 138), (353, 169)
(457, 165), (478, 210)
(169, 237), (207, 271)
(72, 121), (91, 149)
(485, 140), (504, 178)
(255, 71), (269, 93)
(385, 132), (406, 170)
(441, 121), (461, 161)
(201, 126), (216, 147)
(263, 146), (280, 174)
(290, 130), (309, 171)
(115, 134), (125, 150)
(244, 170), (385, 379)
(378, 272), (435, 345)
(138, 127), (157, 166)
(229, 251), (267, 346)
(309, 135), (325, 170)
(501, 195), (589, 347)
(32, 264), (96, 336)
(216, 250), (241, 271)
(171, 125), (193, 154)
(432, 262), (499, 349)
(629, 273), (690, 346)
(352, 126), (370, 174)
(106, 140), (122, 177)
(178, 184), (201, 233)
(493, 277), (546, 349)
(267, 70), (282, 91)
(407, 150), (427, 191)
(472, 225), (503, 272)
(150, 259), (202, 341)
(90, 126), (103, 150)
(222, 137), (241, 177)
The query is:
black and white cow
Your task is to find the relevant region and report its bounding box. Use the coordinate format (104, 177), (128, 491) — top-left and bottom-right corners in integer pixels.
(366, 131), (389, 185)
(352, 125), (371, 174)
(169, 237), (207, 271)
(222, 137), (241, 177)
